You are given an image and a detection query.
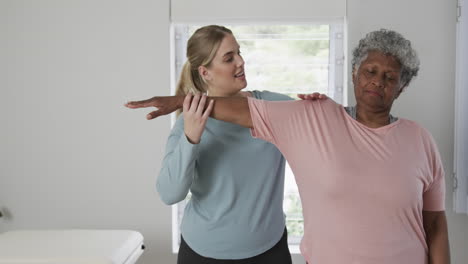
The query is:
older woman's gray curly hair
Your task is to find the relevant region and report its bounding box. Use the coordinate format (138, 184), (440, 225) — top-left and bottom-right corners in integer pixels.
(352, 29), (420, 89)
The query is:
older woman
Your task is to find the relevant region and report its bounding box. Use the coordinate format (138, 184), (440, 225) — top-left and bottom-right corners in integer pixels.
(126, 29), (450, 263)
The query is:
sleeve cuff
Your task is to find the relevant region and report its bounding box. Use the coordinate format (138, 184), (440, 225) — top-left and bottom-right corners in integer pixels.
(178, 133), (200, 157)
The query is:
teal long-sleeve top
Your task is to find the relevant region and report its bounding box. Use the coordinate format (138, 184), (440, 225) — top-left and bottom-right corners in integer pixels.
(156, 90), (292, 259)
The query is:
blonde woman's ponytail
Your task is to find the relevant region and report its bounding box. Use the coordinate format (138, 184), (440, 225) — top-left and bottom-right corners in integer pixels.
(175, 25), (233, 115)
(175, 61), (197, 96)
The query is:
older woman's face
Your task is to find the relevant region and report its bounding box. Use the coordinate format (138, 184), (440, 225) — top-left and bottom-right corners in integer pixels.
(353, 51), (403, 112)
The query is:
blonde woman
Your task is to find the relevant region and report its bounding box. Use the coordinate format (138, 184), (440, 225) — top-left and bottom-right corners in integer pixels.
(128, 25), (324, 264)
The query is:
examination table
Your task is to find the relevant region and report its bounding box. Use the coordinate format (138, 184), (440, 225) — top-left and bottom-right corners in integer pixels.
(0, 229), (144, 264)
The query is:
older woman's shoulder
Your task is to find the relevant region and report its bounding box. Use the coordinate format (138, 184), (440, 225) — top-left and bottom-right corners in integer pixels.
(396, 118), (437, 139)
(294, 97), (341, 110)
(397, 118), (425, 129)
(289, 97), (343, 117)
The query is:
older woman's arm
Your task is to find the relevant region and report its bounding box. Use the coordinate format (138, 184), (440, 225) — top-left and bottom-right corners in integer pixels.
(125, 93), (327, 126)
(209, 96), (252, 128)
(125, 94), (253, 128)
(423, 211), (450, 264)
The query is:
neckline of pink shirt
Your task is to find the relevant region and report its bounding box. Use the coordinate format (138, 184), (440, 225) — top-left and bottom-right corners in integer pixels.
(339, 105), (402, 132)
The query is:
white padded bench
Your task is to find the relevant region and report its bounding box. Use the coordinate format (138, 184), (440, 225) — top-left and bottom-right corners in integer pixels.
(0, 229), (145, 264)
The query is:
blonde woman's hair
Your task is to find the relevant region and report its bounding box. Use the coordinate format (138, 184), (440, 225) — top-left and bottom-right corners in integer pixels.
(176, 25), (233, 97)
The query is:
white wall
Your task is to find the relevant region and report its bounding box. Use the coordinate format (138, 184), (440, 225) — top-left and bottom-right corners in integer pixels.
(347, 1), (468, 263)
(0, 0), (176, 263)
(1, 1), (466, 264)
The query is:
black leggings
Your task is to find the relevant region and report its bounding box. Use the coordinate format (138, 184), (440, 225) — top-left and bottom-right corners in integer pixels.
(177, 228), (292, 264)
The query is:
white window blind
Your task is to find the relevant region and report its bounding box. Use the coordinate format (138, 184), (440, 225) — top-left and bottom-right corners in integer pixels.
(170, 0), (346, 23)
(454, 0), (468, 215)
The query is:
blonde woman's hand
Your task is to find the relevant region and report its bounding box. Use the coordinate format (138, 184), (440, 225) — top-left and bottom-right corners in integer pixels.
(183, 93), (214, 144)
(297, 92), (328, 100)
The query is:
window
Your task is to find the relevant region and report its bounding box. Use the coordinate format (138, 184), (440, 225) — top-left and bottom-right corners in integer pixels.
(454, 0), (468, 215)
(170, 22), (345, 252)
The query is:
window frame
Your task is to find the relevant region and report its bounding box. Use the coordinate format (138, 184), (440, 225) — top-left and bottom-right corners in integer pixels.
(169, 20), (346, 253)
(454, 0), (468, 215)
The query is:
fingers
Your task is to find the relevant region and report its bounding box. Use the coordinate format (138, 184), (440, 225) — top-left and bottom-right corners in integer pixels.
(146, 110), (163, 120)
(196, 94), (207, 115)
(311, 92), (320, 99)
(125, 97), (157, 108)
(202, 99), (214, 119)
(183, 93), (193, 112)
(297, 92), (328, 100)
(183, 93), (207, 115)
(126, 93), (213, 121)
(297, 93), (319, 100)
(298, 93), (318, 100)
(189, 93), (201, 113)
(182, 94), (210, 145)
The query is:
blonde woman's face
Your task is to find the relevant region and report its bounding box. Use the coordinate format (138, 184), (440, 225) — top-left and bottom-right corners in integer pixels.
(203, 34), (247, 96)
